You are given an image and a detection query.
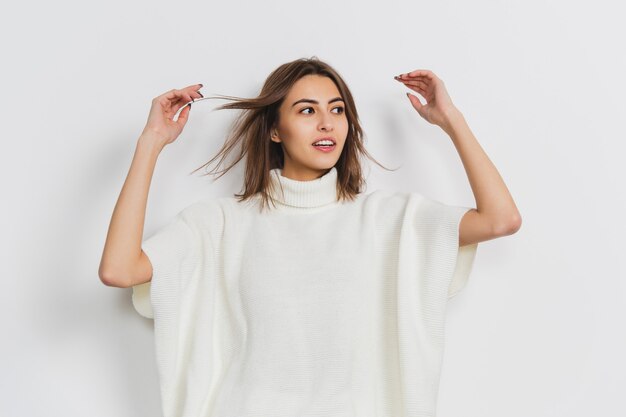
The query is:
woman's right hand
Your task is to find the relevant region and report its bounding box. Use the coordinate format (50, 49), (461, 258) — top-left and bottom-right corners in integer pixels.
(140, 84), (204, 148)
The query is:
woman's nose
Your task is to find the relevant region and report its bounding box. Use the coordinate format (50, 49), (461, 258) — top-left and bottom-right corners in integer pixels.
(318, 113), (334, 130)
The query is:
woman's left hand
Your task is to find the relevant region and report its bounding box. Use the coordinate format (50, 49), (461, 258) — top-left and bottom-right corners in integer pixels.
(394, 69), (459, 132)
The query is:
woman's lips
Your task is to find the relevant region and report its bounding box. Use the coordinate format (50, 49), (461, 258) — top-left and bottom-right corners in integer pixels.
(312, 144), (336, 152)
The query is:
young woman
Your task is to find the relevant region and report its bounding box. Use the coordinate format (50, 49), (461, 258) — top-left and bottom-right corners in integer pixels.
(99, 57), (520, 417)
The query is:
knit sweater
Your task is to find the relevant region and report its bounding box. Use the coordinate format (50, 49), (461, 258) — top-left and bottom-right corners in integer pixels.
(131, 166), (478, 417)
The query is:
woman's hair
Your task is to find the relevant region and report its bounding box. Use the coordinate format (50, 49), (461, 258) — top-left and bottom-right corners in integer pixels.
(190, 56), (393, 212)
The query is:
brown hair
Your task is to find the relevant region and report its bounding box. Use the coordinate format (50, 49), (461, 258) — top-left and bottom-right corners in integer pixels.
(189, 56), (393, 212)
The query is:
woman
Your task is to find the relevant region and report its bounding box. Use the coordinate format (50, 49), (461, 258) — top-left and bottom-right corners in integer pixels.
(99, 57), (520, 417)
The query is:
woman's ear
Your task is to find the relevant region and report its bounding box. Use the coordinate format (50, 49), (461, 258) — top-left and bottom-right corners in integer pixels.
(270, 128), (281, 143)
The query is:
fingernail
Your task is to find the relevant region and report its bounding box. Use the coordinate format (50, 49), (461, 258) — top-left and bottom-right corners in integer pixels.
(199, 83), (203, 87)
(198, 92), (204, 97)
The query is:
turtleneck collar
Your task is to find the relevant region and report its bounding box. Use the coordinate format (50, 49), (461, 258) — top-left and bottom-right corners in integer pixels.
(268, 167), (339, 208)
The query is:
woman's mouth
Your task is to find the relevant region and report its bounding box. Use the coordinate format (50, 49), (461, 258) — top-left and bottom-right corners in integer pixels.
(312, 143), (336, 152)
(312, 138), (336, 152)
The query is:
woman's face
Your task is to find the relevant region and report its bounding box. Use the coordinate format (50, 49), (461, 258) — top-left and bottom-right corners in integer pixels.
(271, 74), (349, 181)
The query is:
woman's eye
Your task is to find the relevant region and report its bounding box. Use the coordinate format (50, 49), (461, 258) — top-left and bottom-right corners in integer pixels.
(300, 107), (345, 114)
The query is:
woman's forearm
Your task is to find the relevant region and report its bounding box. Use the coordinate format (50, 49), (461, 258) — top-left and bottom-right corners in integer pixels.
(98, 134), (163, 287)
(443, 108), (522, 234)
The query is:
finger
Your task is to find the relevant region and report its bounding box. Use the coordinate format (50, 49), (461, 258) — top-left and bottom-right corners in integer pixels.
(178, 100), (194, 113)
(398, 79), (427, 93)
(159, 87), (202, 112)
(397, 79), (430, 96)
(395, 74), (427, 82)
(160, 90), (188, 110)
(170, 90), (193, 104)
(163, 87), (198, 102)
(395, 75), (433, 90)
(163, 89), (181, 101)
(406, 69), (436, 79)
(398, 78), (429, 88)
(407, 93), (425, 112)
(397, 72), (430, 79)
(183, 83), (203, 91)
(176, 103), (192, 125)
(183, 84), (204, 99)
(181, 85), (200, 96)
(395, 78), (430, 92)
(408, 86), (429, 98)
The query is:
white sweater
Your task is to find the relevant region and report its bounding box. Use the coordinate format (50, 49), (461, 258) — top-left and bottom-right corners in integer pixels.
(132, 166), (478, 417)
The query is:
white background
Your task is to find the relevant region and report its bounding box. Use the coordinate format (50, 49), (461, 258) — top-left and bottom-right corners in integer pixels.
(2, 0), (624, 416)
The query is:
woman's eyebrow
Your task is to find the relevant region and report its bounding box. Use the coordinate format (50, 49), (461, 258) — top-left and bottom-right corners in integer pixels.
(291, 97), (344, 107)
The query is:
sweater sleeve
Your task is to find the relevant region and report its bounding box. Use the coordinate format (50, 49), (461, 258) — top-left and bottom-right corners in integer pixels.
(131, 207), (200, 319)
(411, 194), (479, 300)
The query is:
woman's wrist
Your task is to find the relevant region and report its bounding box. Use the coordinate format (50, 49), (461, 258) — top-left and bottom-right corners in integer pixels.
(441, 107), (465, 136)
(138, 131), (166, 154)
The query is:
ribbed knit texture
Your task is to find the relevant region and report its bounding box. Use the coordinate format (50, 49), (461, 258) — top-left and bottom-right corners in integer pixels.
(131, 166), (478, 417)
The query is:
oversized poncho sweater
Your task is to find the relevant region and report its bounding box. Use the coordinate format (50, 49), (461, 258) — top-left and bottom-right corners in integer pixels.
(132, 166), (478, 417)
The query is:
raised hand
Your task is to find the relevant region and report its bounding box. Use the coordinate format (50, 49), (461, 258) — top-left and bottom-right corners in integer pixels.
(141, 84), (204, 147)
(394, 69), (458, 131)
